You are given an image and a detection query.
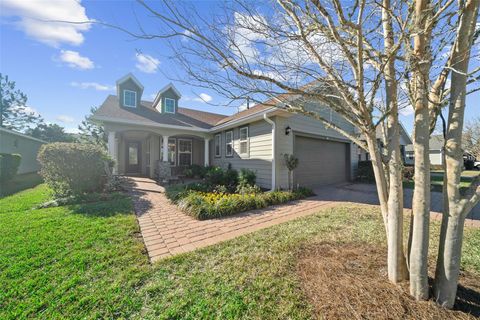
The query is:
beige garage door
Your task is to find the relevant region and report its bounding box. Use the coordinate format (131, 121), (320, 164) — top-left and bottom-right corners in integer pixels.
(294, 136), (349, 187)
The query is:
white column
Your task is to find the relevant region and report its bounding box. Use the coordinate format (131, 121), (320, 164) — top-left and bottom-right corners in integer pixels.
(162, 136), (169, 162)
(108, 131), (117, 174)
(204, 138), (210, 166)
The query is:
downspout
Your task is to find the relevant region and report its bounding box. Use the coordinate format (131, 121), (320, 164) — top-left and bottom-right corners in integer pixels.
(263, 113), (276, 191)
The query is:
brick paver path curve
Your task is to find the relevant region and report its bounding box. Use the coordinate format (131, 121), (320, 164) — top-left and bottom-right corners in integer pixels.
(128, 177), (335, 262)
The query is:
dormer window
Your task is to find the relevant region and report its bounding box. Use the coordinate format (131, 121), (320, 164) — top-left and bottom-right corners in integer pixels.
(124, 90), (137, 108)
(165, 98), (175, 113)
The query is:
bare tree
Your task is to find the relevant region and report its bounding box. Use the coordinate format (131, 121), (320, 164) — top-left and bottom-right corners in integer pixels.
(433, 0), (479, 308)
(463, 117), (480, 160)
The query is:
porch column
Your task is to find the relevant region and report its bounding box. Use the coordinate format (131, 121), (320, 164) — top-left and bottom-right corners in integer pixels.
(204, 138), (209, 166)
(162, 136), (169, 162)
(107, 131), (117, 174)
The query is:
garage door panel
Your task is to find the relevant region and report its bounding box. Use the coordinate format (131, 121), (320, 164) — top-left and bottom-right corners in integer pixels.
(294, 136), (348, 187)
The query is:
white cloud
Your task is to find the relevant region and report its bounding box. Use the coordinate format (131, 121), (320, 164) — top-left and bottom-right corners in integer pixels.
(193, 93), (213, 103)
(135, 53), (160, 73)
(70, 81), (114, 91)
(0, 0), (91, 47)
(59, 50), (94, 69)
(182, 29), (193, 42)
(56, 115), (74, 123)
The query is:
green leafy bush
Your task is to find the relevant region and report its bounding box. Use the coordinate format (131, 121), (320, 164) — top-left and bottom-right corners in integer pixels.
(176, 188), (314, 220)
(237, 168), (256, 189)
(165, 182), (213, 203)
(236, 184), (262, 194)
(0, 153), (21, 181)
(38, 143), (110, 196)
(185, 164), (207, 178)
(356, 160), (375, 182)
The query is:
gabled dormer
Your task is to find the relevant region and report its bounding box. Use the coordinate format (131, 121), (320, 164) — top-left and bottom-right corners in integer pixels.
(116, 73), (144, 108)
(152, 83), (181, 114)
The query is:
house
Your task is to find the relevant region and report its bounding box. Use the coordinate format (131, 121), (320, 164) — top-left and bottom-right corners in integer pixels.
(93, 74), (370, 190)
(0, 127), (46, 174)
(357, 125), (412, 163)
(405, 134), (477, 167)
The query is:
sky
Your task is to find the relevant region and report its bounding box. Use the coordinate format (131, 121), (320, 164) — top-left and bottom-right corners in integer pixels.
(0, 0), (478, 135)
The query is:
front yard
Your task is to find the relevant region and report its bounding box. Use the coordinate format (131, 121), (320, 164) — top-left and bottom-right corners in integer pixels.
(403, 170), (480, 193)
(1, 185), (479, 319)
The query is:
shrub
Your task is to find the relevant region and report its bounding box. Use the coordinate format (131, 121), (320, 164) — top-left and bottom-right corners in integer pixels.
(0, 153), (21, 181)
(236, 184), (262, 194)
(177, 188), (314, 220)
(238, 168), (256, 189)
(356, 160), (375, 182)
(204, 166), (225, 185)
(38, 143), (110, 196)
(165, 182), (212, 203)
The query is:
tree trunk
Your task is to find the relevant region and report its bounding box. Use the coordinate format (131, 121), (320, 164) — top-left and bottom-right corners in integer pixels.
(382, 0), (408, 282)
(410, 101), (431, 300)
(434, 0), (479, 308)
(409, 0), (433, 300)
(366, 133), (389, 231)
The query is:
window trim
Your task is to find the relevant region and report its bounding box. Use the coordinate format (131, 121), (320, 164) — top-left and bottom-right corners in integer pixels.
(123, 90), (137, 108)
(177, 138), (193, 166)
(225, 130), (234, 157)
(164, 98), (176, 114)
(214, 133), (221, 158)
(239, 126), (249, 156)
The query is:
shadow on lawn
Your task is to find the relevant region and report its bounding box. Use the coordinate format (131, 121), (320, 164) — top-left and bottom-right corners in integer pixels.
(455, 277), (480, 317)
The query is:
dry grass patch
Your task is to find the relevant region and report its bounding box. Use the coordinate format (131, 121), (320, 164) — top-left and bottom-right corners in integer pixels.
(297, 242), (480, 320)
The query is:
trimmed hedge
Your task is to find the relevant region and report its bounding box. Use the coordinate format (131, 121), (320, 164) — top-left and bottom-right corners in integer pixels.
(38, 143), (110, 196)
(0, 153), (21, 181)
(172, 187), (313, 220)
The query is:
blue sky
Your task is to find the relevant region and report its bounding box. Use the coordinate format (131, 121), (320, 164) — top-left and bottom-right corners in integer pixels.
(0, 0), (478, 134)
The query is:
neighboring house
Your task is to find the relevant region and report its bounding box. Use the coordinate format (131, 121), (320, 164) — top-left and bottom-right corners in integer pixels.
(357, 124), (412, 163)
(405, 134), (477, 167)
(93, 74), (364, 189)
(0, 127), (46, 174)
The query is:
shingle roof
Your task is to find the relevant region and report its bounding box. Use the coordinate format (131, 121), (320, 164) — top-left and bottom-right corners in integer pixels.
(94, 95), (228, 129)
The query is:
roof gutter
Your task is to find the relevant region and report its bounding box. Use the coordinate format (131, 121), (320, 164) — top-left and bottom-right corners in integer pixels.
(263, 113), (276, 191)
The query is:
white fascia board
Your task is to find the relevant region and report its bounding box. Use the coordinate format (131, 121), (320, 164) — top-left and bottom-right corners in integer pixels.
(157, 83), (182, 98)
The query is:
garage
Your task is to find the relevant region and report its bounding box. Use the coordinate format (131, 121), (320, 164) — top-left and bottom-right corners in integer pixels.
(294, 135), (350, 188)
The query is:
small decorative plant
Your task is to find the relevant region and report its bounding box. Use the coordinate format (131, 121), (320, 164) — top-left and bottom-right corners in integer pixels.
(284, 154), (299, 191)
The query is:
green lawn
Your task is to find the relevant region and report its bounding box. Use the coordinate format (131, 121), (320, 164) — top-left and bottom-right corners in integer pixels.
(404, 170), (480, 193)
(1, 185), (479, 319)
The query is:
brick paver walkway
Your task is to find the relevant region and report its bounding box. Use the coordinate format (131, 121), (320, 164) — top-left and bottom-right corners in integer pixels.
(128, 177), (335, 262)
(129, 177), (480, 262)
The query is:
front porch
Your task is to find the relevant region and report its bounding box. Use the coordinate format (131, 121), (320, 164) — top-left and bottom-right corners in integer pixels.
(106, 127), (210, 179)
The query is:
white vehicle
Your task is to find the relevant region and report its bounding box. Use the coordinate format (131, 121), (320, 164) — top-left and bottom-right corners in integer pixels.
(475, 161), (480, 170)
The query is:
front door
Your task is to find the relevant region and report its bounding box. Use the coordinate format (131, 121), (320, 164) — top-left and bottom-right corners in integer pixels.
(126, 141), (141, 174)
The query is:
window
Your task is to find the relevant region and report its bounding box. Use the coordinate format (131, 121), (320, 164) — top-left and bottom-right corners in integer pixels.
(178, 139), (192, 166)
(124, 90), (137, 107)
(165, 98), (175, 113)
(225, 131), (233, 157)
(161, 138), (177, 165)
(214, 134), (221, 157)
(239, 127), (249, 156)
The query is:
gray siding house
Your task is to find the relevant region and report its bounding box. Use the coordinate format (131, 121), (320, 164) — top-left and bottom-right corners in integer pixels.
(0, 127), (46, 174)
(93, 74), (389, 190)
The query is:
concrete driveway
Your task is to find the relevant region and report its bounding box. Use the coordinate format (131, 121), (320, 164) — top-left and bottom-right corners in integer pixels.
(313, 183), (480, 224)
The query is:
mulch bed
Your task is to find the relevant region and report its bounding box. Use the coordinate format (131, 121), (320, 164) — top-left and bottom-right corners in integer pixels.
(296, 242), (480, 319)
